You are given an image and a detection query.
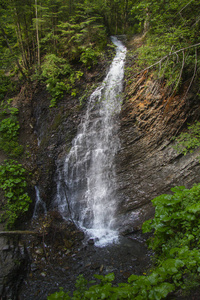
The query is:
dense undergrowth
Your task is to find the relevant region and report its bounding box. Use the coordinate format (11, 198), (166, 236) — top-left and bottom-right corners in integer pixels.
(0, 159), (31, 229)
(0, 99), (31, 229)
(0, 100), (23, 156)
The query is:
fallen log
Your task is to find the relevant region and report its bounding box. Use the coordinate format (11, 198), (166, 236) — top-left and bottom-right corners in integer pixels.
(0, 230), (37, 235)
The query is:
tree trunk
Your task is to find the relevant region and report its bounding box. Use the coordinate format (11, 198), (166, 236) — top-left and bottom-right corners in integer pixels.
(123, 0), (128, 34)
(0, 25), (28, 81)
(13, 7), (29, 70)
(35, 0), (40, 69)
(0, 230), (37, 235)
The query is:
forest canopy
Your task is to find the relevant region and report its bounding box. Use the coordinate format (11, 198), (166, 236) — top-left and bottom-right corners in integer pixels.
(0, 0), (200, 104)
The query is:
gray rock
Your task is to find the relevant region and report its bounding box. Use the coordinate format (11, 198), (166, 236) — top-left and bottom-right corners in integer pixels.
(115, 78), (200, 233)
(0, 237), (29, 300)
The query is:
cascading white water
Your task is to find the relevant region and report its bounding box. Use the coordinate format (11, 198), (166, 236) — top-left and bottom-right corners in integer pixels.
(32, 186), (47, 219)
(56, 36), (126, 246)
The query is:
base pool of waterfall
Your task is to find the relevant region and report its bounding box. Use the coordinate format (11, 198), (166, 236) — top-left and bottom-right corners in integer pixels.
(56, 36), (127, 247)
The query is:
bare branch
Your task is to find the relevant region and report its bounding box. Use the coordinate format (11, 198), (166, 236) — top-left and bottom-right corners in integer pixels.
(0, 24), (28, 82)
(183, 47), (198, 99)
(175, 52), (179, 63)
(159, 45), (174, 78)
(178, 0), (194, 14)
(0, 230), (37, 235)
(192, 15), (200, 27)
(173, 50), (185, 93)
(164, 51), (185, 110)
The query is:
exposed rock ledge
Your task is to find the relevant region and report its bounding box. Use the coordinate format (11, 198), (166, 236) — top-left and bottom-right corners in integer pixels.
(116, 66), (200, 233)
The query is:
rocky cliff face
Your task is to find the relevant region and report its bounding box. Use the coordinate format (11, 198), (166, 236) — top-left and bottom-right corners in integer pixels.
(0, 235), (29, 299)
(115, 49), (200, 233)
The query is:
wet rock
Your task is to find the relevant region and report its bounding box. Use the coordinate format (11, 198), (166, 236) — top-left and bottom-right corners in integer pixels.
(0, 236), (29, 300)
(122, 270), (131, 279)
(2, 244), (10, 251)
(31, 263), (38, 272)
(63, 239), (73, 248)
(88, 239), (95, 245)
(40, 272), (47, 277)
(35, 247), (43, 255)
(100, 264), (104, 272)
(105, 265), (115, 273)
(90, 262), (101, 270)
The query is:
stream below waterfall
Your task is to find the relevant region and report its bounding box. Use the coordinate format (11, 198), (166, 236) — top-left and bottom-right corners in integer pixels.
(19, 227), (152, 299)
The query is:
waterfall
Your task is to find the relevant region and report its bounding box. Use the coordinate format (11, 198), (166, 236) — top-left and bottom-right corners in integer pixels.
(32, 186), (47, 219)
(56, 36), (126, 246)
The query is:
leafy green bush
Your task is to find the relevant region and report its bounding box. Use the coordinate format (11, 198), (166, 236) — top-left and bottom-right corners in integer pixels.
(0, 118), (23, 156)
(41, 54), (72, 79)
(142, 184), (200, 290)
(41, 54), (83, 107)
(0, 160), (31, 228)
(80, 47), (99, 69)
(48, 183), (200, 299)
(0, 71), (16, 101)
(0, 102), (23, 156)
(143, 184), (200, 250)
(41, 54), (71, 107)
